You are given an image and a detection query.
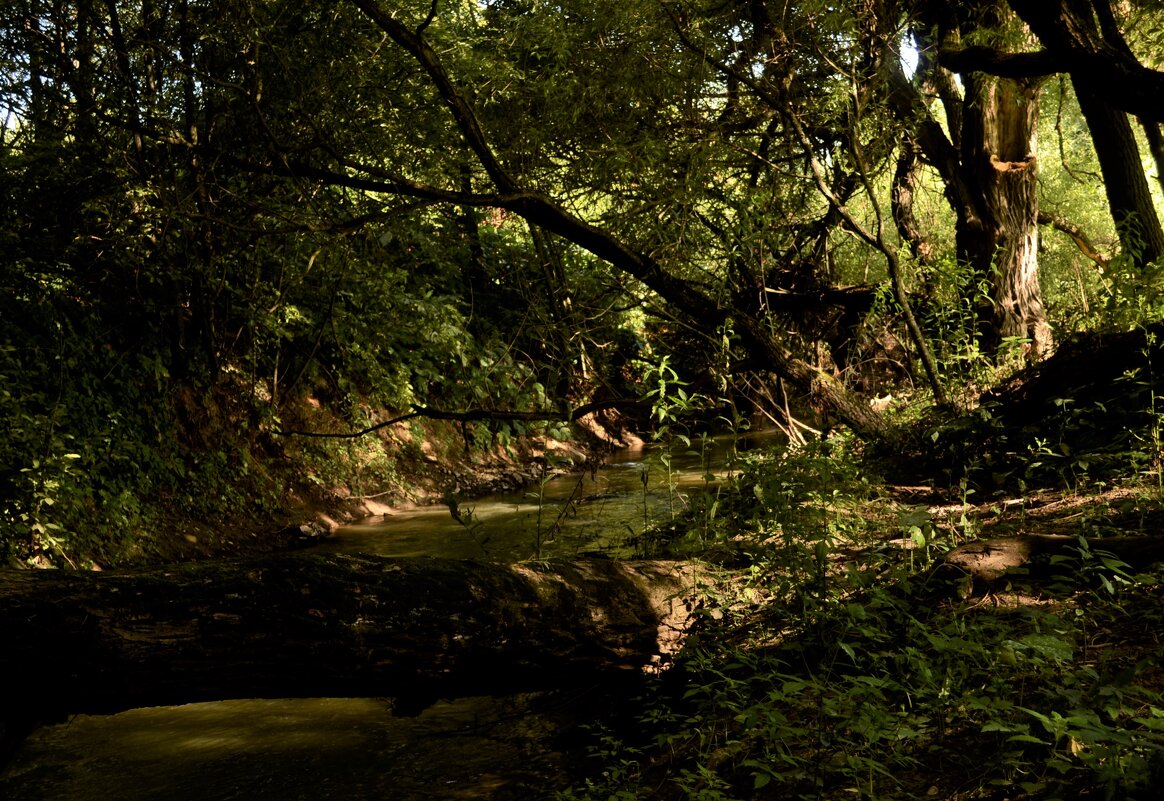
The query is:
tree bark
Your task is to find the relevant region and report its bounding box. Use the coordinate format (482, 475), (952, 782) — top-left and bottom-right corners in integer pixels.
(0, 555), (701, 724)
(891, 8), (1053, 361)
(1007, 0), (1164, 267)
(954, 13), (1052, 360)
(974, 78), (1051, 358)
(1072, 84), (1164, 267)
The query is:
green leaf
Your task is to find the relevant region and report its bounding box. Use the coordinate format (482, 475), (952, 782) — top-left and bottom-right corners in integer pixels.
(1008, 734), (1048, 745)
(1017, 634), (1074, 663)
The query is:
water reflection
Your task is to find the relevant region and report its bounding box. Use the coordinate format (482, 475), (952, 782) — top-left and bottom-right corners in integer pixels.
(0, 695), (577, 801)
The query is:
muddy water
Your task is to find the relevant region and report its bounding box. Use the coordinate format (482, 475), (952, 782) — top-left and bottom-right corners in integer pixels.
(0, 693), (592, 801)
(325, 439), (743, 561)
(0, 434), (772, 801)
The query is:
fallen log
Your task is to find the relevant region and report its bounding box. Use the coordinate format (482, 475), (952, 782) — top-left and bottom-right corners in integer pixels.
(0, 555), (701, 725)
(940, 534), (1164, 591)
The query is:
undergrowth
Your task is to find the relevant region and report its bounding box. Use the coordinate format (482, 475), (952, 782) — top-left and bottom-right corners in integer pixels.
(561, 440), (1164, 800)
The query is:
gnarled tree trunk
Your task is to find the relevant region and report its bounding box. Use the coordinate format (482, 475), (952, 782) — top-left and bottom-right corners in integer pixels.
(892, 4), (1053, 362)
(958, 52), (1052, 359)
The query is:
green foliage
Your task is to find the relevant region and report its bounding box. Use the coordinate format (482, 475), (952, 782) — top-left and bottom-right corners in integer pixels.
(2, 0), (1164, 568)
(0, 0), (641, 564)
(562, 448), (1164, 800)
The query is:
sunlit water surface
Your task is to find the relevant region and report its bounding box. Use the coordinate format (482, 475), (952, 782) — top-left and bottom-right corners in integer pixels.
(325, 435), (759, 561)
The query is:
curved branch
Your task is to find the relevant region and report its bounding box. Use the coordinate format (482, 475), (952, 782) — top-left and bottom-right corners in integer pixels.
(274, 399), (649, 440)
(1037, 210), (1111, 271)
(341, 1), (894, 442)
(1142, 120), (1164, 199)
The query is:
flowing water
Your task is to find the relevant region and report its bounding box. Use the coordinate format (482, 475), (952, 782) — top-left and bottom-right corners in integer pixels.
(324, 434), (757, 562)
(0, 433), (775, 800)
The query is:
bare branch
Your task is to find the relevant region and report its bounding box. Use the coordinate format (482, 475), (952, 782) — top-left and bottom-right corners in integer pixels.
(273, 400), (648, 439)
(1037, 210), (1111, 271)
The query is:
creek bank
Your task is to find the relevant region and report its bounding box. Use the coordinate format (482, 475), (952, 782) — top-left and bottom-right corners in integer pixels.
(126, 410), (643, 568)
(270, 411), (646, 553)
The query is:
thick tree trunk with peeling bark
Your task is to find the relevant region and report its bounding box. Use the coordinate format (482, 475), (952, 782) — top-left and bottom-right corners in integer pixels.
(890, 6), (1053, 361)
(0, 555), (700, 745)
(959, 67), (1053, 360)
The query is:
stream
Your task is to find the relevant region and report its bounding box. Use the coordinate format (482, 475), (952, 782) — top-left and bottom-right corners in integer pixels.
(323, 433), (756, 562)
(0, 434), (770, 801)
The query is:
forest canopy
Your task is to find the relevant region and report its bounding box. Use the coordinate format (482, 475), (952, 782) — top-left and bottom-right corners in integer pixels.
(2, 0), (1164, 565)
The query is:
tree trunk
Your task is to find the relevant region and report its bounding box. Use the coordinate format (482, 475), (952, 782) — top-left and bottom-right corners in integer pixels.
(1007, 0), (1164, 123)
(0, 555), (701, 726)
(1072, 84), (1164, 268)
(959, 68), (1053, 360)
(892, 136), (935, 273)
(1007, 0), (1164, 268)
(1143, 121), (1164, 200)
(895, 6), (1052, 361)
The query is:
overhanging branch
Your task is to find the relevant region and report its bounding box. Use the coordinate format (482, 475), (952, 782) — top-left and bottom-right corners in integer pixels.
(1008, 0), (1164, 123)
(336, 0), (894, 443)
(274, 399), (648, 439)
(938, 45), (1065, 78)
